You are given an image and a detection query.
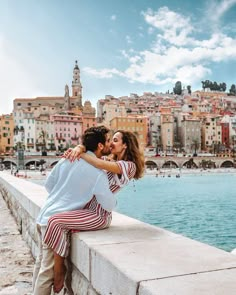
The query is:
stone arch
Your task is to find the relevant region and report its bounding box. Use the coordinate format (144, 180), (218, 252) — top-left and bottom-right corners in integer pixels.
(182, 159), (198, 169)
(25, 160), (41, 169)
(2, 160), (17, 169)
(145, 160), (158, 170)
(220, 160), (234, 168)
(50, 161), (59, 168)
(199, 159), (216, 169)
(162, 161), (178, 169)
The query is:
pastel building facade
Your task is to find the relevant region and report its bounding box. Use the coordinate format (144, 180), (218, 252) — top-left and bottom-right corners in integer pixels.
(110, 115), (148, 148)
(0, 114), (14, 154)
(161, 113), (174, 153)
(201, 115), (222, 151)
(12, 61), (96, 153)
(181, 117), (201, 154)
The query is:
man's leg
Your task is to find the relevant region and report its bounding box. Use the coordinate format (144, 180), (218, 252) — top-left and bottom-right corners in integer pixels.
(32, 225), (43, 291)
(33, 226), (54, 295)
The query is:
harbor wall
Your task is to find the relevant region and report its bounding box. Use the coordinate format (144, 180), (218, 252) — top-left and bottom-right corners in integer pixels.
(0, 172), (236, 294)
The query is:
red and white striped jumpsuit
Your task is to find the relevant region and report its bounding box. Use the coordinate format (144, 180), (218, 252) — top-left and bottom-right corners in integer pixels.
(43, 161), (136, 257)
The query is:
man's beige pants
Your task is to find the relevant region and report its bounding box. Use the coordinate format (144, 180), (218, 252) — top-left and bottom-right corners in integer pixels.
(32, 225), (54, 295)
(32, 225), (73, 295)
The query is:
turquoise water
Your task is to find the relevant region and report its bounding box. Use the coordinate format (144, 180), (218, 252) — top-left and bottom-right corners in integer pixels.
(115, 173), (236, 252)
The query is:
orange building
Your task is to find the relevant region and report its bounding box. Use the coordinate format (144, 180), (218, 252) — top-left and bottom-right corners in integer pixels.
(110, 115), (148, 149)
(0, 114), (14, 154)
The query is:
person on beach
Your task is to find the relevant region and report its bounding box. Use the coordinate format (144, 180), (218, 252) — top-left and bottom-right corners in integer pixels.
(33, 126), (144, 294)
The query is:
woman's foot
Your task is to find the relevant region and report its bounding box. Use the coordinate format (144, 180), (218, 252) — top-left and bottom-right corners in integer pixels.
(53, 264), (66, 293)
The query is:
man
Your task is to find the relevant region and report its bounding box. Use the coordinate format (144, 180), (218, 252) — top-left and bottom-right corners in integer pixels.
(33, 126), (113, 295)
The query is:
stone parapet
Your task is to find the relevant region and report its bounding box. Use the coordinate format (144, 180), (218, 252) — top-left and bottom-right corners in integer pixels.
(0, 171), (236, 294)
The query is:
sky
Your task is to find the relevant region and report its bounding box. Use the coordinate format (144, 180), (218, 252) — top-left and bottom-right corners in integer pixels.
(0, 0), (236, 114)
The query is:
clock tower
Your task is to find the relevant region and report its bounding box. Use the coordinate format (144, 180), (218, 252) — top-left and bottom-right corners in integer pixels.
(72, 60), (82, 108)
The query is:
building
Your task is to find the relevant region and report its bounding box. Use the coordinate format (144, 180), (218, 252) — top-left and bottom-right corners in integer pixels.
(201, 115), (222, 152)
(12, 61), (96, 152)
(161, 113), (174, 153)
(181, 117), (201, 154)
(0, 114), (14, 154)
(110, 115), (148, 148)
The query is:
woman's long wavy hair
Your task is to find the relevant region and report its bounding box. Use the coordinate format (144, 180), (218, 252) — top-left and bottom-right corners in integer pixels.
(114, 130), (145, 179)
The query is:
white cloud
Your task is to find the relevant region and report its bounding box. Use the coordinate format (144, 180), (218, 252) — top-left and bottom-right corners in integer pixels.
(0, 36), (41, 114)
(142, 7), (194, 46)
(84, 5), (236, 89)
(207, 0), (236, 25)
(83, 67), (125, 79)
(110, 15), (117, 21)
(175, 65), (212, 85)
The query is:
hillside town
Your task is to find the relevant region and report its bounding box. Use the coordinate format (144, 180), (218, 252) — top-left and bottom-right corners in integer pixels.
(0, 61), (236, 158)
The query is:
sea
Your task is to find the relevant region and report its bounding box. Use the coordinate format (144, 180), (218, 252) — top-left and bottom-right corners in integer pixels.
(28, 170), (236, 252)
(115, 172), (236, 252)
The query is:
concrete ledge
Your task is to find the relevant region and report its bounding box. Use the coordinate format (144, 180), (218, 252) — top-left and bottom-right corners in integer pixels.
(1, 171), (236, 294)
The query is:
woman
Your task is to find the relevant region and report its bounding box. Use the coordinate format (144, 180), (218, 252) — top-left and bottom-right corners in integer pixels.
(43, 130), (144, 293)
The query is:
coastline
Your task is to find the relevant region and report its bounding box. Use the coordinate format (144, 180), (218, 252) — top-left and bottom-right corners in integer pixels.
(145, 167), (236, 176)
(2, 167), (236, 181)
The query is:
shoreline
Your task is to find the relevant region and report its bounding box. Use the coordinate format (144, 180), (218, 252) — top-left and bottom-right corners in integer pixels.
(2, 168), (236, 181)
(145, 167), (236, 176)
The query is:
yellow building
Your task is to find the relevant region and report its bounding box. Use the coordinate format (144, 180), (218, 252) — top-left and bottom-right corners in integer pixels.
(110, 115), (148, 148)
(201, 115), (222, 151)
(0, 114), (14, 154)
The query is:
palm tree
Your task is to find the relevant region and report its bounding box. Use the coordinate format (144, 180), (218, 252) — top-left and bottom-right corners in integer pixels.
(13, 141), (25, 151)
(38, 130), (47, 151)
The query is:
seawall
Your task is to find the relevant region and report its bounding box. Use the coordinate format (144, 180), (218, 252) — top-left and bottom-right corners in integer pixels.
(0, 171), (236, 294)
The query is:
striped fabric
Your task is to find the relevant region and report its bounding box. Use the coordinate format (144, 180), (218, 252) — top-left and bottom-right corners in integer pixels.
(43, 160), (136, 257)
(106, 160), (136, 193)
(43, 196), (112, 257)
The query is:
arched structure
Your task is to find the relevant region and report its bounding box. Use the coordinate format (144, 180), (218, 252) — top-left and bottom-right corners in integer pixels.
(145, 160), (158, 169)
(182, 159), (198, 169)
(162, 160), (178, 169)
(25, 160), (41, 169)
(220, 160), (234, 168)
(2, 160), (17, 169)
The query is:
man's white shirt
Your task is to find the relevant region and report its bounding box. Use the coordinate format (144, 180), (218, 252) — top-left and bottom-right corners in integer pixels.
(37, 152), (116, 226)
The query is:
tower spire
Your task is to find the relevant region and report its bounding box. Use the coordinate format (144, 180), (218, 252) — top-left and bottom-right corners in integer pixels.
(72, 60), (82, 107)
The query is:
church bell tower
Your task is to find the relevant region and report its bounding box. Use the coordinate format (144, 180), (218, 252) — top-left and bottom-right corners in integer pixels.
(72, 60), (82, 108)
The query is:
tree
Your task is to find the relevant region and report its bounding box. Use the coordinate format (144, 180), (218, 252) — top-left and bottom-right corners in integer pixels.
(13, 141), (25, 151)
(219, 82), (227, 92)
(173, 81), (182, 95)
(38, 130), (47, 151)
(229, 84), (236, 95)
(187, 85), (191, 94)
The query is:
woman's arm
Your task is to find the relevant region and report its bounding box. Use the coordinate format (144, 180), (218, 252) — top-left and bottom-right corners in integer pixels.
(63, 145), (85, 162)
(80, 153), (122, 174)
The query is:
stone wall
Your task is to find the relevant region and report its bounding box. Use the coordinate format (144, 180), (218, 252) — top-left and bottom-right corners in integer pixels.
(1, 172), (236, 295)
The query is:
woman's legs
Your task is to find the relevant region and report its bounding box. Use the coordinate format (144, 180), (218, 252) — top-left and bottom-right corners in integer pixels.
(43, 197), (112, 292)
(53, 253), (66, 293)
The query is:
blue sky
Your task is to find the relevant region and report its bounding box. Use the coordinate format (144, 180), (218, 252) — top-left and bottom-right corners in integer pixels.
(0, 0), (236, 114)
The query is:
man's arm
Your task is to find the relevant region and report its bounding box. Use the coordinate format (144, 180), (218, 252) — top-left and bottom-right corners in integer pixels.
(92, 172), (116, 212)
